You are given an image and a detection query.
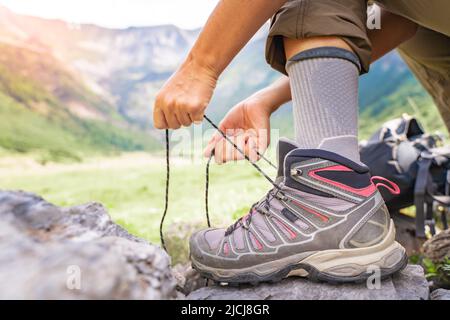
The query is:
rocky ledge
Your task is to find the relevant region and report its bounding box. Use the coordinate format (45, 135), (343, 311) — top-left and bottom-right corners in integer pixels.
(188, 264), (429, 300)
(0, 191), (177, 299)
(0, 190), (447, 300)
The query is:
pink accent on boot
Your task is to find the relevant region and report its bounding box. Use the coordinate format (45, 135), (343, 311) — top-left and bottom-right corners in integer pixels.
(308, 165), (376, 197)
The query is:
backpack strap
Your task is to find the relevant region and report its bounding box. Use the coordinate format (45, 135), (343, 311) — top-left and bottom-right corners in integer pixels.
(414, 154), (433, 238)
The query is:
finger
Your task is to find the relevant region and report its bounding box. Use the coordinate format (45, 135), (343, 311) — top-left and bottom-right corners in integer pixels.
(230, 130), (244, 161)
(244, 129), (267, 160)
(256, 128), (270, 155)
(224, 136), (235, 163)
(221, 129), (237, 163)
(203, 139), (216, 158)
(204, 132), (221, 158)
(214, 139), (226, 165)
(175, 109), (192, 127)
(232, 133), (246, 162)
(189, 104), (205, 125)
(153, 108), (168, 129)
(247, 137), (259, 163)
(164, 110), (181, 129)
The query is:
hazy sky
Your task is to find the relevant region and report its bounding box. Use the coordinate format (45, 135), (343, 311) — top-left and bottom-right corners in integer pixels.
(0, 0), (220, 29)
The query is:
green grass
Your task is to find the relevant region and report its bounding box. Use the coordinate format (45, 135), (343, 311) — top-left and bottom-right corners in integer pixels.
(0, 92), (160, 162)
(0, 153), (273, 244)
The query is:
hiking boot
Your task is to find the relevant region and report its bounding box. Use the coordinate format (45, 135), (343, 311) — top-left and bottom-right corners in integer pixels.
(189, 138), (407, 284)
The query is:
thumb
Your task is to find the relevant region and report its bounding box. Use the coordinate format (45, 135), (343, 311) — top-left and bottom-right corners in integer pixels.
(190, 107), (205, 124)
(203, 133), (221, 158)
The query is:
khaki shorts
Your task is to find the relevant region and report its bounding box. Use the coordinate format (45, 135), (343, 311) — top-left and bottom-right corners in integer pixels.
(266, 0), (450, 130)
(377, 0), (450, 129)
(266, 0), (370, 75)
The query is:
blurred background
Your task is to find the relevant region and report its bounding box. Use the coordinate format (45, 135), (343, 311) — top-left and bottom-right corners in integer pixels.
(0, 1), (446, 250)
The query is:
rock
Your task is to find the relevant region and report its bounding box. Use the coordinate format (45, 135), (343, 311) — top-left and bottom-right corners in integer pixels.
(423, 228), (450, 262)
(0, 190), (177, 299)
(172, 263), (206, 296)
(391, 264), (430, 300)
(188, 265), (429, 300)
(430, 289), (450, 300)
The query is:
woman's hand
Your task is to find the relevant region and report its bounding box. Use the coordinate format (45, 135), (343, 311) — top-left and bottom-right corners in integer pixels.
(203, 94), (273, 164)
(204, 76), (291, 164)
(153, 57), (218, 129)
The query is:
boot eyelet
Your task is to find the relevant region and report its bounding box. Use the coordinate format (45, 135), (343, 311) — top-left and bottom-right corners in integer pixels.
(290, 168), (303, 177)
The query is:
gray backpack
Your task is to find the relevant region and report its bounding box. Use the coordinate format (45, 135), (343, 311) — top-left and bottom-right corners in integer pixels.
(360, 114), (450, 237)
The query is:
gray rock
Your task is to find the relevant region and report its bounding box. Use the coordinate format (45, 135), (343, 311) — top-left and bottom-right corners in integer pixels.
(391, 265), (430, 300)
(422, 228), (450, 262)
(172, 263), (206, 296)
(430, 289), (450, 300)
(188, 265), (429, 300)
(0, 190), (177, 299)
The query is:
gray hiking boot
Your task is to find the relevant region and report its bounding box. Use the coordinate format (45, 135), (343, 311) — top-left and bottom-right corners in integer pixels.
(189, 138), (407, 284)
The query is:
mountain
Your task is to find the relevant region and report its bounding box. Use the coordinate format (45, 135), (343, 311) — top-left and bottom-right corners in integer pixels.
(0, 6), (160, 161)
(0, 41), (160, 162)
(358, 53), (445, 138)
(0, 5), (199, 126)
(0, 5), (445, 161)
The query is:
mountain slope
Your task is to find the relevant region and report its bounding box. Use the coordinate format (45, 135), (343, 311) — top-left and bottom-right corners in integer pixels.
(0, 41), (158, 161)
(0, 5), (199, 127)
(358, 52), (445, 138)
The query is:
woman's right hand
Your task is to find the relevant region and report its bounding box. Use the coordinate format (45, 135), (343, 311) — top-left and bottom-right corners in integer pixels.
(204, 76), (291, 164)
(203, 94), (273, 164)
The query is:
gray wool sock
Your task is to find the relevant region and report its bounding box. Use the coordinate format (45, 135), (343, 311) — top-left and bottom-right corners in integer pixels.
(286, 48), (361, 163)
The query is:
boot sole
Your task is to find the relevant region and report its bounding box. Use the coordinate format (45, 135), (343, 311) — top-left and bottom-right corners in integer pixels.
(191, 221), (408, 285)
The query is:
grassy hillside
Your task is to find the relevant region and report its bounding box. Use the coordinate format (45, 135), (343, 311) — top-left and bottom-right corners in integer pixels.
(0, 43), (159, 162)
(359, 84), (445, 139)
(359, 53), (446, 139)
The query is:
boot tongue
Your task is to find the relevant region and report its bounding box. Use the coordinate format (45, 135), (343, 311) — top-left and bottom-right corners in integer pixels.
(276, 138), (299, 178)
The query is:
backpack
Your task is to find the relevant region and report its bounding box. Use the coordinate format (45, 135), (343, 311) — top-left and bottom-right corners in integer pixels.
(360, 114), (450, 237)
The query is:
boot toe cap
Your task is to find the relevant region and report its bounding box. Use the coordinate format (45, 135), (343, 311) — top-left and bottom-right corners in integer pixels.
(189, 228), (225, 261)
